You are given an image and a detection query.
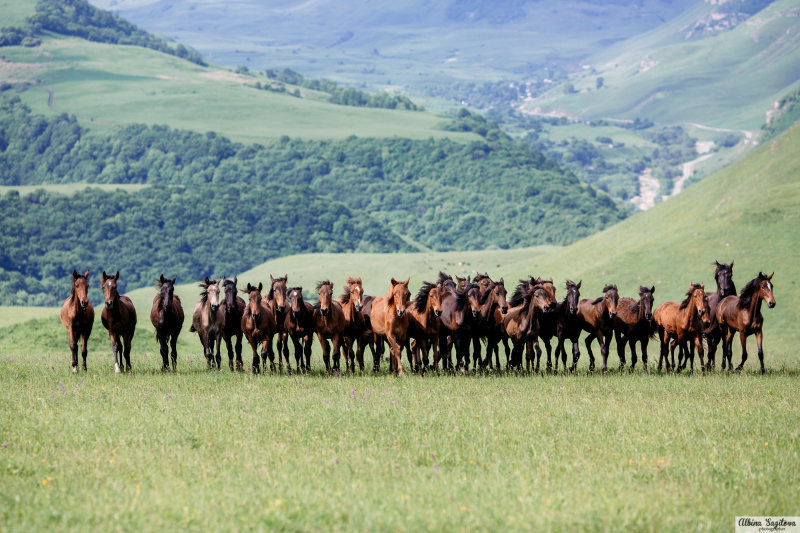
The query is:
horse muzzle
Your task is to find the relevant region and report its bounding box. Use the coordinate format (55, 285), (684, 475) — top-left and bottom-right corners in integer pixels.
(320, 307), (329, 317)
(80, 300), (89, 309)
(608, 311), (616, 319)
(277, 304), (285, 313)
(252, 313), (260, 322)
(434, 310), (442, 317)
(355, 304), (363, 312)
(211, 304), (219, 313)
(645, 312), (653, 321)
(105, 300), (113, 309)
(396, 309), (405, 317)
(501, 306), (508, 314)
(768, 301), (776, 309)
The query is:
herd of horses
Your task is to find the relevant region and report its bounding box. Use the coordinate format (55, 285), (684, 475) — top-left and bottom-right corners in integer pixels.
(59, 261), (776, 376)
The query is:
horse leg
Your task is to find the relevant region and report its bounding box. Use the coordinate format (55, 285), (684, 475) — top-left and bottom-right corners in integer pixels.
(640, 338), (650, 374)
(584, 333), (596, 372)
(304, 335), (313, 372)
(756, 330), (765, 375)
(236, 333), (244, 371)
(250, 339), (261, 374)
(158, 331), (170, 371)
(224, 335), (235, 371)
(122, 335), (132, 373)
(599, 330), (611, 374)
(735, 330), (748, 372)
(109, 333), (120, 374)
(68, 329), (79, 373)
(629, 337), (638, 373)
(290, 337), (302, 371)
(615, 330), (627, 371)
(695, 335), (705, 374)
(80, 332), (89, 372)
(386, 333), (403, 377)
(170, 332), (179, 372)
(214, 332), (222, 370)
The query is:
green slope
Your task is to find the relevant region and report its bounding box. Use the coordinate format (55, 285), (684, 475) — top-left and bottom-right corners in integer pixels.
(526, 0), (800, 131)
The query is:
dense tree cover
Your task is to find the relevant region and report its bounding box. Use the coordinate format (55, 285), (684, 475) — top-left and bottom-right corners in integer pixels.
(26, 0), (206, 65)
(0, 184), (410, 305)
(264, 68), (420, 110)
(0, 26), (40, 47)
(761, 87), (800, 142)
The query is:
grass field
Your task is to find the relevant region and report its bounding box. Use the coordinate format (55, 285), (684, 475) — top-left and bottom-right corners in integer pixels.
(2, 37), (478, 144)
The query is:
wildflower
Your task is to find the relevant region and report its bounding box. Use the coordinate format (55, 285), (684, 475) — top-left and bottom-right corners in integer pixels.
(469, 460), (474, 464)
(108, 458), (115, 464)
(241, 401), (245, 409)
(658, 459), (665, 464)
(433, 465), (439, 470)
(764, 442), (769, 447)
(475, 415), (480, 419)
(391, 399), (395, 405)
(628, 460), (633, 465)
(167, 393), (172, 398)
(2, 443), (6, 448)
(460, 506), (466, 511)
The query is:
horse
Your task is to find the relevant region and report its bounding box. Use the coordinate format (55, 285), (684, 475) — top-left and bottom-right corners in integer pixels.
(716, 272), (776, 374)
(340, 277), (371, 372)
(190, 277), (226, 370)
(577, 284), (619, 373)
(551, 280), (583, 372)
(285, 287), (315, 372)
(240, 282), (277, 373)
(653, 283), (711, 373)
(613, 286), (655, 373)
(704, 261), (736, 371)
(407, 281), (443, 372)
(370, 278), (412, 376)
(472, 279), (508, 371)
(221, 277), (246, 371)
(149, 275), (184, 372)
(502, 283), (555, 372)
(60, 269), (94, 373)
(437, 271), (458, 293)
(266, 274), (291, 370)
(313, 280), (347, 373)
(436, 283), (481, 372)
(455, 274), (470, 291)
(100, 271), (137, 375)
(508, 277), (557, 372)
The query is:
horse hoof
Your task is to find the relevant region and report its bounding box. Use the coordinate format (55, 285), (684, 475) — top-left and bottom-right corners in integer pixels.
(114, 363), (120, 375)
(72, 366), (78, 374)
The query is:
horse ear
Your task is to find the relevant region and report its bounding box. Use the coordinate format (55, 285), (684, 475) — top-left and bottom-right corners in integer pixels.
(84, 269), (90, 279)
(114, 271), (119, 281)
(768, 272), (774, 280)
(172, 276), (177, 284)
(730, 260), (734, 267)
(258, 282), (263, 292)
(73, 269), (80, 280)
(576, 280), (582, 289)
(403, 278), (410, 286)
(700, 283), (705, 290)
(234, 276), (237, 284)
(391, 278), (399, 286)
(102, 270), (108, 280)
(651, 286), (655, 294)
(270, 275), (275, 283)
(160, 274), (166, 283)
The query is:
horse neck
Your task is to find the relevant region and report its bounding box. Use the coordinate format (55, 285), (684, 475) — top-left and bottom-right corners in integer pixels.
(746, 290), (763, 324)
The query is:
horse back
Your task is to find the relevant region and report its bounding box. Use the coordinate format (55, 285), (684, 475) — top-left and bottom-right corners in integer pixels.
(369, 297), (387, 336)
(614, 297), (639, 327)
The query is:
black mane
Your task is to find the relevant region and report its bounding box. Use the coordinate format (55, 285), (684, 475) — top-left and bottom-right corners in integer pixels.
(679, 283), (703, 310)
(455, 283), (478, 312)
(737, 274), (768, 309)
(509, 277), (534, 308)
(414, 281), (437, 313)
(315, 279), (332, 292)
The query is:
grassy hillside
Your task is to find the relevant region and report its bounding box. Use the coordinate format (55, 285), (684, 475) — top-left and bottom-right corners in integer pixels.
(526, 0), (800, 131)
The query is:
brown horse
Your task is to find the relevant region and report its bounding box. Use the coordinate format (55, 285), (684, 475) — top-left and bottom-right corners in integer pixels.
(266, 274), (291, 370)
(221, 277), (246, 371)
(436, 283), (481, 372)
(472, 279), (508, 371)
(285, 286), (315, 372)
(407, 281), (443, 372)
(190, 277), (225, 370)
(370, 278), (412, 376)
(100, 271), (137, 375)
(704, 261), (736, 371)
(437, 271), (458, 293)
(577, 284), (619, 373)
(502, 283), (554, 372)
(314, 280), (347, 373)
(551, 280), (583, 372)
(149, 275), (184, 372)
(653, 283), (711, 373)
(240, 282), (277, 373)
(613, 286), (655, 373)
(60, 269), (94, 373)
(716, 272), (776, 374)
(340, 277), (371, 372)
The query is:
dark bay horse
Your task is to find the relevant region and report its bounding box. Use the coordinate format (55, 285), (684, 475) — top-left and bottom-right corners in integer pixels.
(149, 275), (184, 372)
(240, 282), (277, 373)
(221, 277), (246, 371)
(502, 283), (554, 372)
(340, 277), (369, 372)
(551, 280), (583, 372)
(716, 272), (776, 374)
(577, 284), (619, 373)
(436, 283), (481, 372)
(407, 281), (443, 372)
(286, 287), (315, 372)
(653, 283), (711, 373)
(437, 271), (458, 293)
(704, 261), (736, 370)
(314, 280), (347, 373)
(190, 277), (225, 370)
(370, 278), (412, 376)
(266, 275), (291, 370)
(473, 280), (508, 371)
(60, 269), (94, 373)
(613, 286), (655, 373)
(100, 271), (137, 375)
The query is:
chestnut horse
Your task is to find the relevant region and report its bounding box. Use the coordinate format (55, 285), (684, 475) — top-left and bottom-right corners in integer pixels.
(577, 284), (619, 373)
(407, 281), (443, 372)
(613, 286), (655, 373)
(314, 280), (347, 373)
(266, 275), (291, 371)
(285, 287), (315, 372)
(149, 275), (184, 372)
(221, 277), (246, 371)
(704, 261), (736, 371)
(653, 283), (711, 373)
(502, 282), (555, 372)
(370, 278), (412, 376)
(716, 272), (776, 374)
(60, 269), (94, 373)
(190, 277), (225, 370)
(100, 271), (137, 375)
(240, 282), (277, 373)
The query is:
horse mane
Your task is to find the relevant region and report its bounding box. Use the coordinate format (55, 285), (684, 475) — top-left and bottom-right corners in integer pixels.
(602, 284), (617, 293)
(455, 283), (478, 311)
(679, 283), (703, 310)
(509, 278), (534, 308)
(590, 296), (604, 305)
(414, 282), (437, 313)
(473, 273), (491, 283)
(737, 274), (766, 309)
(438, 271), (453, 284)
(288, 287), (304, 300)
(339, 284), (352, 304)
(315, 279), (332, 292)
(479, 282), (497, 305)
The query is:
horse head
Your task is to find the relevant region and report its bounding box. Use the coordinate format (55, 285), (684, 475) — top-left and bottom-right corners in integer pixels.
(491, 279), (509, 314)
(565, 280), (581, 315)
(759, 272), (776, 309)
(639, 285), (655, 321)
(388, 278), (411, 318)
(243, 282), (263, 321)
(158, 274), (176, 310)
(223, 276), (239, 311)
(689, 283), (711, 326)
(346, 277), (364, 312)
(714, 260), (736, 298)
(101, 270), (120, 309)
(316, 280), (334, 317)
(72, 269), (91, 309)
(288, 287), (305, 317)
(270, 274), (288, 313)
(602, 284), (618, 319)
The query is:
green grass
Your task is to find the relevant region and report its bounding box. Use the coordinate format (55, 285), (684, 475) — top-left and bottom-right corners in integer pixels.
(0, 306), (56, 329)
(0, 0), (36, 27)
(3, 37), (479, 144)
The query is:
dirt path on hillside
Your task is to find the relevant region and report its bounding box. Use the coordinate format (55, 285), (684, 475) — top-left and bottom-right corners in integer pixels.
(630, 168), (660, 211)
